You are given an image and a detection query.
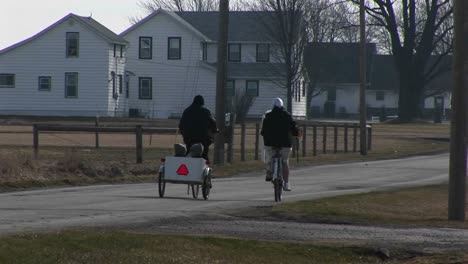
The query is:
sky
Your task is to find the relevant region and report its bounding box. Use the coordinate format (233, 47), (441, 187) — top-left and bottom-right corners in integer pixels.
(0, 0), (147, 50)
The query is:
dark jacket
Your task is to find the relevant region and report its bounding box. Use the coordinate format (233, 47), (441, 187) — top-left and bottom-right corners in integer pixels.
(179, 101), (217, 144)
(261, 107), (299, 148)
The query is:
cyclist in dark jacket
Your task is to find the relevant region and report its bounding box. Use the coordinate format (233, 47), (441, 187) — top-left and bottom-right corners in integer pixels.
(261, 97), (299, 191)
(179, 95), (217, 160)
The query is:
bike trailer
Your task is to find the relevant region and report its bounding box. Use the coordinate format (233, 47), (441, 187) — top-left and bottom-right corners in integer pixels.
(163, 156), (207, 184)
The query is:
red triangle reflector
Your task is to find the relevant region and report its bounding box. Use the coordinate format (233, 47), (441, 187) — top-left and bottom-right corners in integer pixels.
(176, 164), (189, 176)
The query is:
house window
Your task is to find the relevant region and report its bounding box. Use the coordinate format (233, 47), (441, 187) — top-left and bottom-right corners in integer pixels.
(256, 44), (269, 62)
(0, 74), (15, 88)
(113, 44), (117, 57)
(226, 80), (235, 96)
(228, 44), (241, 62)
(376, 91), (385, 101)
(118, 74), (123, 94)
(111, 72), (116, 98)
(201, 42), (207, 61)
(38, 76), (51, 91)
(168, 37), (181, 60)
(245, 80), (259, 96)
(65, 72), (78, 98)
(327, 87), (336, 101)
(139, 77), (152, 99)
(66, 32), (79, 57)
(120, 45), (124, 57)
(139, 37), (152, 59)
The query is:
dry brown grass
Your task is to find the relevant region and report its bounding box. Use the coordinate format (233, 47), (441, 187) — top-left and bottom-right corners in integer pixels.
(247, 184), (468, 229)
(0, 122), (450, 189)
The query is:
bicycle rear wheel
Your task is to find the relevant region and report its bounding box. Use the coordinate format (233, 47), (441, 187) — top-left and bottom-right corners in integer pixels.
(274, 179), (282, 202)
(272, 158), (282, 202)
(202, 169), (212, 200)
(158, 172), (166, 198)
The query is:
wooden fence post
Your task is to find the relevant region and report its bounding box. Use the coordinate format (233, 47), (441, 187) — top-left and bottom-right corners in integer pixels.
(353, 124), (358, 152)
(95, 116), (100, 149)
(313, 125), (317, 156)
(333, 126), (338, 153)
(323, 126), (327, 154)
(367, 126), (372, 151)
(136, 125), (143, 164)
(226, 126), (233, 163)
(241, 123), (246, 161)
(302, 125), (307, 157)
(33, 125), (39, 159)
(296, 137), (299, 163)
(255, 123), (260, 160)
(344, 124), (349, 153)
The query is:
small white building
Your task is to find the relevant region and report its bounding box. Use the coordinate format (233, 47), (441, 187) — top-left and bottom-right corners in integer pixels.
(0, 13), (128, 117)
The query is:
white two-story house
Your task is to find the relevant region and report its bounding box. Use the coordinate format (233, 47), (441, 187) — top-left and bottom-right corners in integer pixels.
(0, 13), (128, 117)
(121, 9), (307, 119)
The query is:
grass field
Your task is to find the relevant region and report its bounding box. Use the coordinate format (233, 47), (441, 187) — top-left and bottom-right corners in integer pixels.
(0, 231), (435, 264)
(239, 184), (468, 229)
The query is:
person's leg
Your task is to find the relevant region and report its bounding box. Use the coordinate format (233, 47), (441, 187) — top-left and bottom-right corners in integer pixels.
(201, 142), (210, 161)
(281, 148), (292, 190)
(264, 146), (273, 181)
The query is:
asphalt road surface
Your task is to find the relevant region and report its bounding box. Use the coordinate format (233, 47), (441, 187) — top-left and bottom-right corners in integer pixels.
(1, 153), (467, 252)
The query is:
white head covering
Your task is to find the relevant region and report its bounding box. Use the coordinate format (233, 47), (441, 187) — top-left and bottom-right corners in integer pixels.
(272, 97), (284, 109)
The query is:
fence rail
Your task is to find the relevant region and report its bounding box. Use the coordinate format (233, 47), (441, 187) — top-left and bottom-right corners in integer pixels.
(32, 122), (372, 164)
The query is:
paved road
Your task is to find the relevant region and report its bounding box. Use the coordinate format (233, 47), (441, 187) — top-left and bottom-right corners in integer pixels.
(0, 153), (450, 234)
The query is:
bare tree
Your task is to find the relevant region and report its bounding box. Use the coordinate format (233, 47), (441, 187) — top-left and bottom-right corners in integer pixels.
(130, 0), (246, 23)
(243, 0), (309, 113)
(349, 0), (453, 121)
(134, 0), (245, 13)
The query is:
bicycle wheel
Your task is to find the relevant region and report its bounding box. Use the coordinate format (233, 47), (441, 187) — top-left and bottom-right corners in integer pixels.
(274, 179), (282, 202)
(158, 171), (166, 198)
(191, 184), (200, 199)
(202, 169), (212, 200)
(273, 158), (282, 202)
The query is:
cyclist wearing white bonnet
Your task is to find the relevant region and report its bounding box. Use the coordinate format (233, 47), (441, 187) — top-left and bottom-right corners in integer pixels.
(260, 97), (299, 191)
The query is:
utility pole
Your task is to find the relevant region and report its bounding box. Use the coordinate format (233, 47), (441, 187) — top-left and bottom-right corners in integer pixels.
(359, 0), (367, 155)
(213, 0), (229, 165)
(448, 0), (467, 221)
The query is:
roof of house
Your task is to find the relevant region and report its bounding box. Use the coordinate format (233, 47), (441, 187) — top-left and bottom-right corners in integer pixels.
(369, 55), (398, 91)
(370, 55), (453, 91)
(175, 11), (275, 42)
(73, 15), (128, 44)
(303, 42), (376, 84)
(120, 9), (209, 40)
(0, 13), (127, 55)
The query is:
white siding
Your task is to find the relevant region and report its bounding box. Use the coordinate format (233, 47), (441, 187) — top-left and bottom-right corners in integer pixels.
(367, 90), (399, 109)
(0, 17), (114, 116)
(107, 44), (128, 116)
(123, 12), (217, 118)
(310, 84), (400, 116)
(292, 81), (307, 118)
(424, 92), (451, 110)
(205, 43), (282, 64)
(247, 80), (286, 117)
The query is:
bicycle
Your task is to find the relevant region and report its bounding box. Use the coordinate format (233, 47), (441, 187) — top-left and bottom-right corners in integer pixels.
(270, 147), (284, 202)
